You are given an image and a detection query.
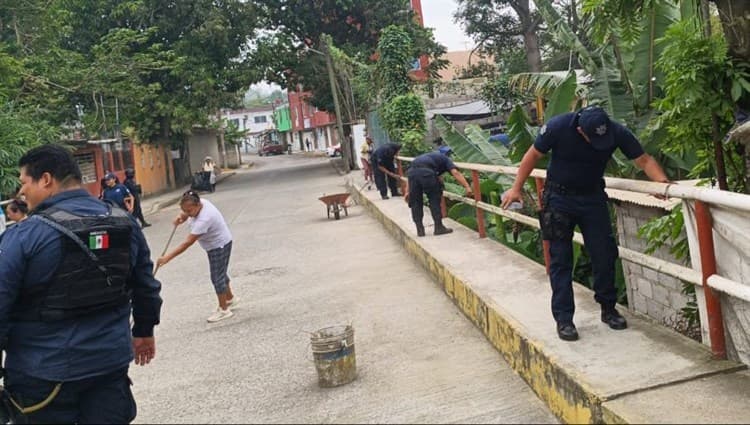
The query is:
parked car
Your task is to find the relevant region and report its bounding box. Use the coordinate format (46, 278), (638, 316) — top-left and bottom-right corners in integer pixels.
(259, 142), (285, 156)
(326, 144), (341, 157)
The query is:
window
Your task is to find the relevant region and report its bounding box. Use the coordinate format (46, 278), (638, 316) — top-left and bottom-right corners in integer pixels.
(254, 115), (267, 124)
(75, 153), (97, 184)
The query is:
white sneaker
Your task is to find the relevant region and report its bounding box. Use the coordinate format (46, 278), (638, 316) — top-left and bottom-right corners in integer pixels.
(207, 308), (234, 323)
(227, 296), (241, 309)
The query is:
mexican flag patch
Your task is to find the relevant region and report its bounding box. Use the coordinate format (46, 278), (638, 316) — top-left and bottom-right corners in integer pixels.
(89, 231), (110, 250)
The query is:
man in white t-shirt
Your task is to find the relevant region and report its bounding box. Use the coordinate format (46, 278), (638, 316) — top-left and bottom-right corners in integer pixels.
(156, 190), (237, 322)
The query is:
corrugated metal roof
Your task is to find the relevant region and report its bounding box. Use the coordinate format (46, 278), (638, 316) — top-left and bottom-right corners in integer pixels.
(427, 100), (492, 118)
(606, 180), (702, 210)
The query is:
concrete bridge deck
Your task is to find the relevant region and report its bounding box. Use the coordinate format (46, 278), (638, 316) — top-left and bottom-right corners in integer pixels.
(348, 175), (750, 424)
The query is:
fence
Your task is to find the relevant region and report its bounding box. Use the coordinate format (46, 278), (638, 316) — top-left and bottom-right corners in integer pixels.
(396, 156), (750, 360)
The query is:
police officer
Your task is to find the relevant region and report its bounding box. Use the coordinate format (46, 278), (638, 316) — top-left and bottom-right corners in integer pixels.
(124, 168), (151, 228)
(502, 106), (669, 341)
(0, 144), (162, 422)
(371, 142), (402, 200)
(102, 171), (135, 212)
(406, 146), (473, 236)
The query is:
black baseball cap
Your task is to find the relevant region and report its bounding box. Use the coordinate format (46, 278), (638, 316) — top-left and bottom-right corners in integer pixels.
(578, 106), (615, 151)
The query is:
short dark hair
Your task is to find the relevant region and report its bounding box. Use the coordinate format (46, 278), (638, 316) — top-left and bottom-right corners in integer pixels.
(18, 144), (82, 183)
(7, 198), (28, 214)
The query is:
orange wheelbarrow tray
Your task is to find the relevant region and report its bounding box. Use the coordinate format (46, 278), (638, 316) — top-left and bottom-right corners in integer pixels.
(318, 193), (351, 220)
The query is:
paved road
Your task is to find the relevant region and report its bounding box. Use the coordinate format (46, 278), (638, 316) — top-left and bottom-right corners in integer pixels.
(131, 153), (558, 424)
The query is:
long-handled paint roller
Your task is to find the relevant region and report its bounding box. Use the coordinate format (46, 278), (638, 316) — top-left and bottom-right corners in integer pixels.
(153, 224), (177, 276)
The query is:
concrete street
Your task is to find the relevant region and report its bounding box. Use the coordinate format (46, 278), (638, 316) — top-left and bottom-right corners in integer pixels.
(131, 153), (558, 424)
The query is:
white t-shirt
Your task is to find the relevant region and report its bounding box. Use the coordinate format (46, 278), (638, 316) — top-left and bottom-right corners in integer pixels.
(188, 199), (232, 251)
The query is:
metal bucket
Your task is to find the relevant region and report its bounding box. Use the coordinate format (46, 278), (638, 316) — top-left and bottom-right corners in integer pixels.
(310, 325), (357, 388)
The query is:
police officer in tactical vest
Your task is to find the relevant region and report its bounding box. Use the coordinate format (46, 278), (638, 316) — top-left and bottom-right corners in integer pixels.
(502, 106), (669, 341)
(405, 146), (473, 236)
(0, 144), (162, 422)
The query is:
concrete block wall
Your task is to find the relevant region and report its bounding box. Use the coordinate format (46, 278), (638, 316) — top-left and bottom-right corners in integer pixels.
(614, 203), (691, 326)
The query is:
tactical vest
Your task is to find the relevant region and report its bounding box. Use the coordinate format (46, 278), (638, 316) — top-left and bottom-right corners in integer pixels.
(13, 206), (133, 322)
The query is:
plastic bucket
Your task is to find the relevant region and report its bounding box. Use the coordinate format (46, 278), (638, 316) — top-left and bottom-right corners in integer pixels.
(310, 325), (357, 388)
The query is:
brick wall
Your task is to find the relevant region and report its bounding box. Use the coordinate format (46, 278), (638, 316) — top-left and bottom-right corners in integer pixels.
(614, 203), (691, 325)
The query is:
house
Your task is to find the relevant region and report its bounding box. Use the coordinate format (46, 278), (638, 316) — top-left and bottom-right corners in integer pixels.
(221, 106), (276, 153)
(288, 88), (338, 152)
(71, 138), (175, 198)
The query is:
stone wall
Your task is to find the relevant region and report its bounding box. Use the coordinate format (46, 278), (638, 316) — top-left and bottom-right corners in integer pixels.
(614, 203), (691, 326)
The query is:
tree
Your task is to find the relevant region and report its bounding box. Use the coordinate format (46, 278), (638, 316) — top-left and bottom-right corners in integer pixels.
(254, 0), (445, 112)
(454, 0), (543, 72)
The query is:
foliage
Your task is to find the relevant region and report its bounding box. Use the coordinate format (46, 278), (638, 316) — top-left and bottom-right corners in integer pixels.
(1, 0), (263, 148)
(255, 0), (446, 113)
(478, 74), (533, 113)
(650, 18), (750, 190)
(0, 104), (59, 196)
(380, 93), (428, 154)
(454, 0), (543, 72)
(399, 129), (431, 158)
(375, 25), (414, 103)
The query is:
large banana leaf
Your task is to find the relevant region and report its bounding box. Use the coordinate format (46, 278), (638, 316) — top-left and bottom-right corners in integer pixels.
(434, 114), (513, 187)
(622, 0), (681, 112)
(544, 70), (580, 121)
(509, 71), (589, 99)
(464, 124), (512, 166)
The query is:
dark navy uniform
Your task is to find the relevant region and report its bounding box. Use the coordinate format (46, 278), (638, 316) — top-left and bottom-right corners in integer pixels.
(407, 151), (456, 232)
(0, 189), (162, 423)
(102, 183), (132, 211)
(371, 143), (402, 199)
(535, 109), (644, 326)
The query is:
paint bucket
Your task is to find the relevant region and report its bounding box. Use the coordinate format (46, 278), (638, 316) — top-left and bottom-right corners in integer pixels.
(310, 325), (357, 388)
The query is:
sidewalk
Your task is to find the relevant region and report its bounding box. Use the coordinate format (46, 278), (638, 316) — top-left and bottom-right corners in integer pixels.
(348, 177), (750, 424)
(140, 169), (239, 216)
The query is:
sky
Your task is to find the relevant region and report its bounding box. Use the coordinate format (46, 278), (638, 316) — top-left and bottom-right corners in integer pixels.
(421, 0), (475, 52)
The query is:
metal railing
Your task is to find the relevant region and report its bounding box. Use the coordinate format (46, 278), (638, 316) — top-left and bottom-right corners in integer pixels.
(396, 155), (750, 359)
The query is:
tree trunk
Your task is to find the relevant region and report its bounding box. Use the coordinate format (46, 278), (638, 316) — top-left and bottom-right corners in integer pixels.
(712, 0), (750, 64)
(523, 29), (543, 72)
(712, 113), (729, 190)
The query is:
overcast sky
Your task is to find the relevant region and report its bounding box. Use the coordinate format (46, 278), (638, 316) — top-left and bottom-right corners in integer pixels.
(421, 0), (475, 52)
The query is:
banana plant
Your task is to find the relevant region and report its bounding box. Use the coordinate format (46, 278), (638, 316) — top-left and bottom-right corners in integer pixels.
(433, 114), (514, 187)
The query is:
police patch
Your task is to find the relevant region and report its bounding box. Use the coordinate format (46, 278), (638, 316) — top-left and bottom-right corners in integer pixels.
(540, 124), (547, 135)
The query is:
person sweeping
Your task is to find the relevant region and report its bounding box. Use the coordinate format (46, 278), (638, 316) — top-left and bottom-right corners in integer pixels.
(156, 190), (238, 323)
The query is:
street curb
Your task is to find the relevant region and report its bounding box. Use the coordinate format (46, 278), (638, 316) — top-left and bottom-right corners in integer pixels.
(144, 171), (236, 215)
(346, 181), (748, 424)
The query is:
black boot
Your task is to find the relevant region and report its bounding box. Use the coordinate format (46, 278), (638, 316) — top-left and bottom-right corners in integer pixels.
(601, 308), (628, 330)
(416, 223), (425, 237)
(434, 224), (453, 236)
(557, 322), (579, 341)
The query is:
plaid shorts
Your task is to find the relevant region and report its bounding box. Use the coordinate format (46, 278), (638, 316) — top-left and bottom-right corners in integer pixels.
(207, 241), (232, 294)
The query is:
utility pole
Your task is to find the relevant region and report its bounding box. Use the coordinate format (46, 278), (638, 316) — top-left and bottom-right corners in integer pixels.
(321, 36), (351, 173)
(217, 109), (228, 169)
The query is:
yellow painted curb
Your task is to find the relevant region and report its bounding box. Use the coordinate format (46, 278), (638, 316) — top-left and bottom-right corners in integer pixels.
(349, 185), (609, 424)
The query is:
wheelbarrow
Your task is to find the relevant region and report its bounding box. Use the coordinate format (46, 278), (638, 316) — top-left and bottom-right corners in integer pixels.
(319, 193), (351, 220)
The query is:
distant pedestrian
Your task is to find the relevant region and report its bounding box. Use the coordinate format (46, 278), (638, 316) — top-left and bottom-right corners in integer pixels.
(305, 138), (311, 152)
(360, 136), (374, 189)
(371, 143), (402, 200)
(124, 168), (151, 228)
(156, 190), (238, 323)
(102, 172), (134, 212)
(405, 146), (473, 236)
(5, 198), (29, 223)
(203, 157), (217, 192)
